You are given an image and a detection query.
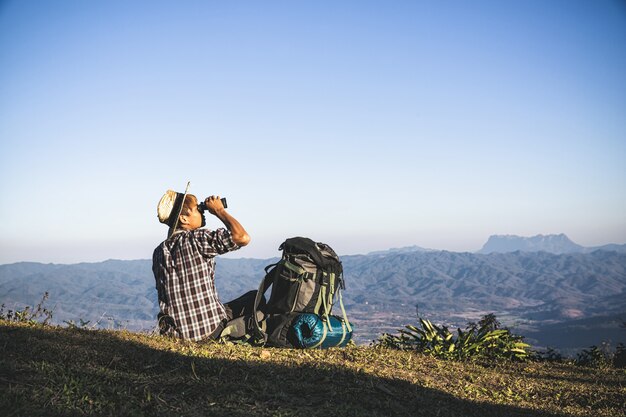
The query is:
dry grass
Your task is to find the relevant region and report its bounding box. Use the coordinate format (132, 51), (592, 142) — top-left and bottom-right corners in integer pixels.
(1, 320), (624, 417)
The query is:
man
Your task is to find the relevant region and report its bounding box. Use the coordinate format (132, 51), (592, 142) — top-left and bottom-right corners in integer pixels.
(152, 185), (250, 341)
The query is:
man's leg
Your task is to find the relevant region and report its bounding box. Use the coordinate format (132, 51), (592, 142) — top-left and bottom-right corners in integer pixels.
(224, 290), (260, 319)
(206, 305), (233, 340)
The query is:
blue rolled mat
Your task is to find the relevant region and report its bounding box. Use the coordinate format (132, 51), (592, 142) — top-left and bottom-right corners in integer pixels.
(288, 313), (352, 348)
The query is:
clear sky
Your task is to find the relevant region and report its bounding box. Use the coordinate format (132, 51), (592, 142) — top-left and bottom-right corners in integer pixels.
(1, 0), (625, 264)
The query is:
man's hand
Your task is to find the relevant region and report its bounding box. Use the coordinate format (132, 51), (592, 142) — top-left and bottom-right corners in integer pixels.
(204, 195), (225, 215)
(204, 195), (250, 246)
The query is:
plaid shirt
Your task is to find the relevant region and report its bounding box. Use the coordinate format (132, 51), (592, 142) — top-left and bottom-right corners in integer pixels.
(152, 228), (240, 341)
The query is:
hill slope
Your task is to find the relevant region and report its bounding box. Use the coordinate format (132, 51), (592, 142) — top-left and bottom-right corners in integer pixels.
(1, 320), (624, 417)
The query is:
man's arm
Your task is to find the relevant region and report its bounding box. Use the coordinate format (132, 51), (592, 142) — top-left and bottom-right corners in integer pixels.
(205, 196), (251, 246)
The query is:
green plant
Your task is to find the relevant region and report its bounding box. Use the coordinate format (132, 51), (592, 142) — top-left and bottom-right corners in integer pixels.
(613, 343), (626, 368)
(63, 319), (92, 329)
(0, 292), (54, 325)
(575, 341), (626, 369)
(533, 347), (567, 363)
(375, 314), (531, 361)
(477, 313), (501, 332)
(575, 344), (611, 369)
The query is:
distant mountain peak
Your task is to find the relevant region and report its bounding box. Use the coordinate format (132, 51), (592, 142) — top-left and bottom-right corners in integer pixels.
(367, 245), (435, 256)
(478, 233), (584, 254)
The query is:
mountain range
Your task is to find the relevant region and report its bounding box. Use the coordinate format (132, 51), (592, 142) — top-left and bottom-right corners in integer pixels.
(477, 233), (626, 254)
(1, 234), (624, 354)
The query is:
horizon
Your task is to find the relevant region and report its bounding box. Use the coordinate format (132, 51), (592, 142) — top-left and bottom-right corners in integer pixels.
(1, 1), (625, 264)
(1, 232), (623, 266)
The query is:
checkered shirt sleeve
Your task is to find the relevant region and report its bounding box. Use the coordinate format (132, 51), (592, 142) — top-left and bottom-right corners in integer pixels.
(152, 228), (240, 341)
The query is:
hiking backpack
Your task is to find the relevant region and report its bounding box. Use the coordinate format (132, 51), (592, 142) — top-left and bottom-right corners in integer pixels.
(252, 237), (353, 348)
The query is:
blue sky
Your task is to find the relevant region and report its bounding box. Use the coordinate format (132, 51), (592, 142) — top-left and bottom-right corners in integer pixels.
(1, 0), (625, 263)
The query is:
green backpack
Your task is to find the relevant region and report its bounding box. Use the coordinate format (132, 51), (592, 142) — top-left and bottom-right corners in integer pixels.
(252, 237), (352, 347)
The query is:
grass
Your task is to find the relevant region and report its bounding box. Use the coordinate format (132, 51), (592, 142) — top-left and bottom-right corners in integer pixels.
(1, 320), (625, 417)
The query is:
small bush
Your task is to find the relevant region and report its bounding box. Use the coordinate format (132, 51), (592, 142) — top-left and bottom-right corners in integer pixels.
(0, 292), (54, 326)
(575, 343), (611, 369)
(532, 346), (569, 363)
(613, 343), (626, 368)
(375, 314), (531, 361)
(63, 319), (92, 329)
(575, 341), (626, 369)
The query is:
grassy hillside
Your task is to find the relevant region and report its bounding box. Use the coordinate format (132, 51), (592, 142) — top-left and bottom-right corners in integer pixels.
(1, 321), (624, 417)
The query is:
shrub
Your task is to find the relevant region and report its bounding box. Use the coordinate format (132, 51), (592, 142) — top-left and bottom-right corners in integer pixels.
(613, 343), (626, 368)
(532, 347), (569, 363)
(0, 292), (54, 326)
(375, 314), (531, 361)
(574, 342), (626, 369)
(575, 343), (612, 369)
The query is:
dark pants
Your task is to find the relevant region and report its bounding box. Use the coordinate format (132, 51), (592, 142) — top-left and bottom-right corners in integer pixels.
(207, 290), (259, 340)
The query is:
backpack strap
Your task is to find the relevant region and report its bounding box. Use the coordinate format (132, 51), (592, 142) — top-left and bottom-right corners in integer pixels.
(251, 262), (279, 344)
(336, 320), (348, 347)
(320, 287), (333, 332)
(308, 316), (329, 349)
(262, 262), (278, 291)
(251, 278), (269, 344)
(338, 287), (352, 333)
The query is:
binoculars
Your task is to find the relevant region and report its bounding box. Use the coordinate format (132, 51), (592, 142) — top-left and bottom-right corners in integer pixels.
(197, 197), (228, 212)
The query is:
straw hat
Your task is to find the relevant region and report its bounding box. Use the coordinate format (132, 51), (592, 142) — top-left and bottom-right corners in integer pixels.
(157, 182), (191, 237)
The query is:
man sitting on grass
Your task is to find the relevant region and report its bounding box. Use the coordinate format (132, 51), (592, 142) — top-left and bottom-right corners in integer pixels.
(152, 185), (250, 341)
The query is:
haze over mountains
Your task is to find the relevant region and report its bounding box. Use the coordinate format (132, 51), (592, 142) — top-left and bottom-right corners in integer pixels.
(1, 234), (624, 354)
(477, 233), (626, 254)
